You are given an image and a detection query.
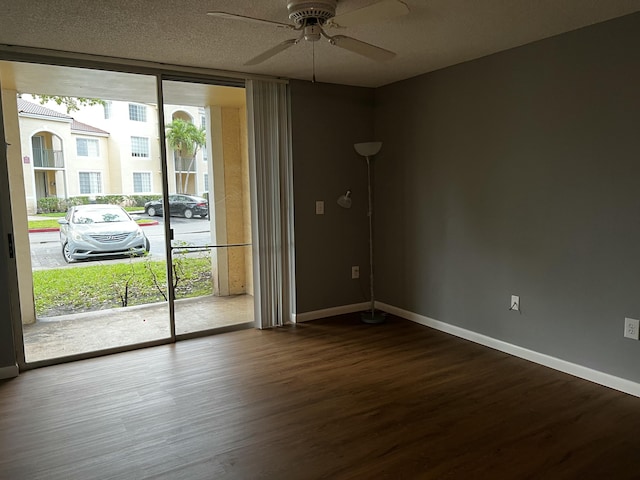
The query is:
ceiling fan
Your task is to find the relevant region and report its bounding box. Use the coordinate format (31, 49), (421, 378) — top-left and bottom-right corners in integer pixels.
(207, 0), (410, 66)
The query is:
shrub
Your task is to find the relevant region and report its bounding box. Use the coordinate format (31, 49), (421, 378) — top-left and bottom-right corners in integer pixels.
(37, 194), (164, 213)
(131, 195), (162, 207)
(67, 196), (90, 207)
(37, 197), (64, 213)
(95, 195), (127, 205)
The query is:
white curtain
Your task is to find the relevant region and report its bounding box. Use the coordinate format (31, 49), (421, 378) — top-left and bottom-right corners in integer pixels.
(246, 80), (296, 329)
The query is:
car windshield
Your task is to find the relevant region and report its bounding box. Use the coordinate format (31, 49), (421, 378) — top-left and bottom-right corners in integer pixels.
(72, 208), (129, 224)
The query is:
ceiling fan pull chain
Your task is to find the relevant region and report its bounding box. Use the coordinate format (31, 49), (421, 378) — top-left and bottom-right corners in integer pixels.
(312, 41), (316, 83)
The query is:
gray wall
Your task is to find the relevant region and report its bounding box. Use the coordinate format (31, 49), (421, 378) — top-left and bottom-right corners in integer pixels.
(290, 80), (374, 313)
(374, 12), (640, 381)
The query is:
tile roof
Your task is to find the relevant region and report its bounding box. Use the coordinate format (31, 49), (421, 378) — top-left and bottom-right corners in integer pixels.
(17, 98), (72, 119)
(17, 98), (109, 135)
(71, 120), (109, 136)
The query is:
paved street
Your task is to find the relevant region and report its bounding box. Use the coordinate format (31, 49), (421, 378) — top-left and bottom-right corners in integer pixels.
(29, 216), (212, 270)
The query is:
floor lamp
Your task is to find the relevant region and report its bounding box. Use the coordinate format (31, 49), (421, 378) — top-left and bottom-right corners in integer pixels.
(354, 141), (386, 324)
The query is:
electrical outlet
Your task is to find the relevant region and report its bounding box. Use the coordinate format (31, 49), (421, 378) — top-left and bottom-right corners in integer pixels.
(624, 318), (639, 340)
(315, 201), (324, 215)
(510, 295), (520, 312)
(351, 266), (359, 279)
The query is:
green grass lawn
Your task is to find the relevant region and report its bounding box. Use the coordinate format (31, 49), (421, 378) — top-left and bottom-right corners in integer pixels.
(28, 219), (63, 229)
(33, 257), (212, 317)
(29, 216), (155, 230)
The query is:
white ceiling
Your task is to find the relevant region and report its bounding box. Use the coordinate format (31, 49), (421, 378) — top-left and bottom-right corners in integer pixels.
(0, 0), (639, 88)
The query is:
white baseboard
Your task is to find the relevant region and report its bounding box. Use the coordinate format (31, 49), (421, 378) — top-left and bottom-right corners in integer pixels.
(295, 302), (370, 323)
(0, 364), (19, 380)
(377, 302), (640, 398)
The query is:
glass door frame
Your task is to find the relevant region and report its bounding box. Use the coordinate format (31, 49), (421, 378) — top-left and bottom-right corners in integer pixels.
(1, 51), (254, 370)
(157, 74), (254, 341)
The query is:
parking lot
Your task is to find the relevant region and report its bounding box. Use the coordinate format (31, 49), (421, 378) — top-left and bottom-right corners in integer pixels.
(29, 216), (212, 270)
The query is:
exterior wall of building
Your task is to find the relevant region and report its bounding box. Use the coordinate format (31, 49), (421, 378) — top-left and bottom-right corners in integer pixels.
(64, 132), (111, 198)
(18, 115), (73, 213)
(62, 99), (163, 198)
(239, 106), (253, 297)
(3, 90), (36, 325)
(19, 98), (212, 202)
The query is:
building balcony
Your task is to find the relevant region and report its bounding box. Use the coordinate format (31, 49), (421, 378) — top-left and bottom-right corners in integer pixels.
(174, 153), (196, 172)
(33, 149), (64, 169)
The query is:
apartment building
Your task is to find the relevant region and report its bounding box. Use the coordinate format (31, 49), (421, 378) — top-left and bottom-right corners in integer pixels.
(18, 95), (208, 213)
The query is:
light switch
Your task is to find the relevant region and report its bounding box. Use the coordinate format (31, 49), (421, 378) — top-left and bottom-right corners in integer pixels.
(316, 201), (324, 215)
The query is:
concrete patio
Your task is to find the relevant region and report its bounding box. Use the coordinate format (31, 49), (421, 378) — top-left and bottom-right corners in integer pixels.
(22, 294), (254, 363)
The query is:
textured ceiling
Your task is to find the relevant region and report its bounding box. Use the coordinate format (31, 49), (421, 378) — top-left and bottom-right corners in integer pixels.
(0, 0), (639, 88)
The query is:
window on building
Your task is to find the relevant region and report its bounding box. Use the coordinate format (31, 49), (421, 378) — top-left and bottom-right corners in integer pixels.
(201, 115), (206, 129)
(79, 172), (102, 194)
(133, 172), (152, 193)
(131, 136), (150, 158)
(128, 103), (147, 122)
(202, 145), (207, 161)
(76, 138), (100, 157)
(204, 173), (209, 192)
(103, 101), (112, 119)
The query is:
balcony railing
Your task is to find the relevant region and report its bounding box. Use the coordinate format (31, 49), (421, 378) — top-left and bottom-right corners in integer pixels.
(173, 152), (196, 172)
(33, 149), (64, 168)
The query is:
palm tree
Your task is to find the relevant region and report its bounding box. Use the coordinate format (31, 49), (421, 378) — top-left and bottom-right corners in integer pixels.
(165, 118), (206, 194)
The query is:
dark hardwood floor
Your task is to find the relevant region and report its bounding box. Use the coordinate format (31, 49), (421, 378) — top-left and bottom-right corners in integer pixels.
(2, 314), (640, 479)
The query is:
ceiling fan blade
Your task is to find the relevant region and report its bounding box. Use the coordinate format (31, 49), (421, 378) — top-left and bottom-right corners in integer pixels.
(331, 35), (395, 61)
(207, 11), (294, 30)
(328, 0), (409, 28)
(244, 39), (298, 66)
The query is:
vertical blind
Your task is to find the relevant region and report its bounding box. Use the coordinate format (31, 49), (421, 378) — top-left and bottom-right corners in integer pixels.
(246, 80), (296, 329)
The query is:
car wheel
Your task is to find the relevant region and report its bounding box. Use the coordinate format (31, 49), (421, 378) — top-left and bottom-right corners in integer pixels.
(183, 208), (194, 219)
(62, 242), (74, 263)
(199, 214), (208, 219)
(144, 237), (150, 253)
(147, 206), (157, 217)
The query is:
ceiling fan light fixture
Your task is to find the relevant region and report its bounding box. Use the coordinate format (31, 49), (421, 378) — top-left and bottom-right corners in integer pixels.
(287, 0), (337, 25)
(304, 25), (322, 42)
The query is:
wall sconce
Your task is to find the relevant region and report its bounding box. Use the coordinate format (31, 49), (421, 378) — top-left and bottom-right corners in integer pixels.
(337, 189), (352, 209)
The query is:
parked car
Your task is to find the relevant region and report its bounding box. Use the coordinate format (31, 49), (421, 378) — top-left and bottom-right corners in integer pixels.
(58, 204), (150, 263)
(144, 194), (209, 219)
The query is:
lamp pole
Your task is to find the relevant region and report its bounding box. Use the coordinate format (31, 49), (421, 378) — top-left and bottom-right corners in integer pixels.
(354, 142), (385, 324)
(366, 155), (375, 318)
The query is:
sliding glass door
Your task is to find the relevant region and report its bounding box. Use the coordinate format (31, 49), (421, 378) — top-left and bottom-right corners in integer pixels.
(0, 61), (172, 363)
(160, 79), (254, 336)
(1, 60), (257, 367)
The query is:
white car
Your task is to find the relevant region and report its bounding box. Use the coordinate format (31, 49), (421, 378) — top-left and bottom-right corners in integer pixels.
(58, 204), (150, 263)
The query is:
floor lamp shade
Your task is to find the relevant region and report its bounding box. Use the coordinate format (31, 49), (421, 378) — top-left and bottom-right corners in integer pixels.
(354, 142), (382, 157)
